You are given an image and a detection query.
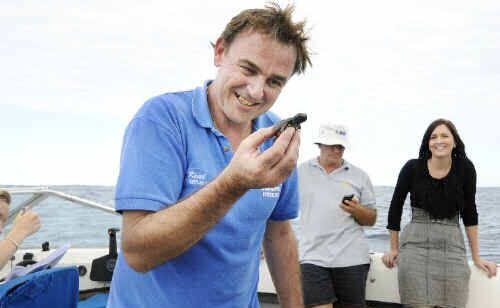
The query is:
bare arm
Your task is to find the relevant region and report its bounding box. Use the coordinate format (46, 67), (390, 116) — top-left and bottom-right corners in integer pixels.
(263, 220), (303, 308)
(0, 239), (17, 270)
(122, 126), (300, 272)
(382, 230), (399, 268)
(122, 172), (245, 272)
(0, 210), (41, 270)
(339, 199), (377, 226)
(465, 225), (497, 277)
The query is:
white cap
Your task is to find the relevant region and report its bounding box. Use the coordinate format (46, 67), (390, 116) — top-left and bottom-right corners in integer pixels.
(313, 123), (349, 148)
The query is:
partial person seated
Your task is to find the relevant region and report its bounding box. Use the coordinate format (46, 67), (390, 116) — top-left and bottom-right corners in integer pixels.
(0, 189), (41, 271)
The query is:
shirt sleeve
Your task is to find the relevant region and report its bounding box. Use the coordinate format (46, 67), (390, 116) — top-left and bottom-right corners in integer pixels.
(360, 172), (376, 209)
(269, 168), (299, 221)
(115, 112), (186, 213)
(386, 160), (414, 231)
(461, 158), (478, 226)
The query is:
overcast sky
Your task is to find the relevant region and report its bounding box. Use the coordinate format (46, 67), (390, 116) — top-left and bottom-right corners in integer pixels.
(1, 0), (500, 187)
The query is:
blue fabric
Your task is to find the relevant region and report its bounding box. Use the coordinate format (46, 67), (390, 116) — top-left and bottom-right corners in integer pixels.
(0, 266), (79, 308)
(108, 81), (299, 307)
(78, 293), (108, 308)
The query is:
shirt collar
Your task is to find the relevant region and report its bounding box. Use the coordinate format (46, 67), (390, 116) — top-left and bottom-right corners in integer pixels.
(192, 80), (214, 129)
(310, 157), (352, 172)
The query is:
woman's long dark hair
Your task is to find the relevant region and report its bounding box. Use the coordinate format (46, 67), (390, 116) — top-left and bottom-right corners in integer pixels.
(418, 118), (467, 159)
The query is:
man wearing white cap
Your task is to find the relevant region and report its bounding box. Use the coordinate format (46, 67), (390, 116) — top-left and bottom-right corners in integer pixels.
(298, 123), (377, 308)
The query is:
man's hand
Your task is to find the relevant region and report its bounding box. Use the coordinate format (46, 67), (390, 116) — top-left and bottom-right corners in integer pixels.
(339, 198), (377, 226)
(339, 197), (360, 215)
(223, 126), (300, 190)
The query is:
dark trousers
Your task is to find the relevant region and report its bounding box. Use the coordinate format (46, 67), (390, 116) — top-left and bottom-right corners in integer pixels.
(301, 263), (370, 308)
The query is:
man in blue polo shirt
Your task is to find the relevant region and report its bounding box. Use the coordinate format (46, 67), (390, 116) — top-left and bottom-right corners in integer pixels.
(107, 3), (312, 308)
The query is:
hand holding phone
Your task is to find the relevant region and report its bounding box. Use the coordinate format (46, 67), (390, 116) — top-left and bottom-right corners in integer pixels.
(273, 113), (307, 137)
(342, 194), (354, 205)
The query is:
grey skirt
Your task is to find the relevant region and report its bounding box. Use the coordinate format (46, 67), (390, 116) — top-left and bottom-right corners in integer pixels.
(398, 207), (471, 308)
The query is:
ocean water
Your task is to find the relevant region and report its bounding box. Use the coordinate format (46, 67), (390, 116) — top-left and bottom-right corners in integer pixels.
(5, 185), (500, 263)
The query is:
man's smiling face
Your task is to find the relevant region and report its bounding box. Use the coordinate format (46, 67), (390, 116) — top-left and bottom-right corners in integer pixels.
(209, 30), (297, 127)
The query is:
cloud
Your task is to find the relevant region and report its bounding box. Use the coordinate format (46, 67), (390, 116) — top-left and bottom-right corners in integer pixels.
(1, 0), (500, 185)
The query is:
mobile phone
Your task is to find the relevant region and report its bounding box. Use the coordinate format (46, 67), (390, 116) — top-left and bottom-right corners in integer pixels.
(342, 194), (354, 205)
(273, 113), (307, 137)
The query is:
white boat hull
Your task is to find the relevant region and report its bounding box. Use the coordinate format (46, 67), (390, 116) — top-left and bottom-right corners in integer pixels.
(3, 189), (497, 306)
(254, 252), (500, 307)
(365, 252), (500, 307)
(2, 249), (499, 307)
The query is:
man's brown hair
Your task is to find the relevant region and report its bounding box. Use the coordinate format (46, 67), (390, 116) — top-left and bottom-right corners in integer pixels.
(219, 2), (311, 75)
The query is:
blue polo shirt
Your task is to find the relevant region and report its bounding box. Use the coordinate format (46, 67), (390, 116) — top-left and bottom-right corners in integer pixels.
(107, 81), (299, 308)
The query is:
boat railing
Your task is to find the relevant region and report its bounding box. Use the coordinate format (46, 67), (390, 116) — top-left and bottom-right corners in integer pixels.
(2, 187), (117, 224)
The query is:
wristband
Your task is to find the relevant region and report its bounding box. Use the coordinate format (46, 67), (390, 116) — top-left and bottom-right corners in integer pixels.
(5, 237), (19, 250)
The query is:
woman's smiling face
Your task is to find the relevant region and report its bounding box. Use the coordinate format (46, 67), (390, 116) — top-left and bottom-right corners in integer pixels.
(428, 124), (455, 159)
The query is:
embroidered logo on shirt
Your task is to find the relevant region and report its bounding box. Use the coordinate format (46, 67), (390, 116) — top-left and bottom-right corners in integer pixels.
(186, 169), (208, 186)
(262, 186), (281, 198)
